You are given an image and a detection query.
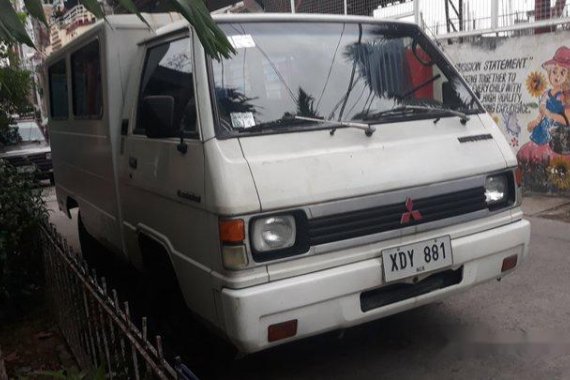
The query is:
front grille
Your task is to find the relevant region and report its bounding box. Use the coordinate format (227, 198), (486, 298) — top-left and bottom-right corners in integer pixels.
(4, 155), (26, 166)
(308, 187), (487, 246)
(27, 153), (52, 171)
(4, 153), (51, 171)
(360, 267), (463, 312)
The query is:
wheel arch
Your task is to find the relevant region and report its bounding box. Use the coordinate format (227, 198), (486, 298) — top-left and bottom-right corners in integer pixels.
(65, 196), (79, 218)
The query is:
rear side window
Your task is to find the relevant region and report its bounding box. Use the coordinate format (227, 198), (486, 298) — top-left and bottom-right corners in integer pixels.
(136, 37), (197, 136)
(71, 40), (103, 118)
(48, 59), (69, 119)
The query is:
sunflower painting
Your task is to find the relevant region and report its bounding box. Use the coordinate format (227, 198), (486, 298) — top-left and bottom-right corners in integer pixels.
(518, 62), (567, 163)
(526, 71), (547, 98)
(516, 47), (570, 193)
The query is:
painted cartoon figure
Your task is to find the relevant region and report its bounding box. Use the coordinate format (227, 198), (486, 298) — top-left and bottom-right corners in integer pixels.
(518, 47), (570, 162)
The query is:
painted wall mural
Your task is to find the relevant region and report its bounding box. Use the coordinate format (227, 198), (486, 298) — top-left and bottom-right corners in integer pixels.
(445, 33), (570, 193)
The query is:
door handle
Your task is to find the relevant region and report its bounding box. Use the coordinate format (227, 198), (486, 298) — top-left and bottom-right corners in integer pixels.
(129, 156), (138, 169)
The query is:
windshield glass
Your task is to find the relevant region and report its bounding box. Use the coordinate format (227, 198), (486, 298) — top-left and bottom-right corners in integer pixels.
(15, 122), (45, 142)
(211, 21), (481, 135)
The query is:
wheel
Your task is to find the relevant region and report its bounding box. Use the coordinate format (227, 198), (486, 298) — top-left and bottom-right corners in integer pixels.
(138, 236), (239, 367)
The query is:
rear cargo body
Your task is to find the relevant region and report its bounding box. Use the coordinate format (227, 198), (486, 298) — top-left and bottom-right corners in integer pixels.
(45, 13), (530, 353)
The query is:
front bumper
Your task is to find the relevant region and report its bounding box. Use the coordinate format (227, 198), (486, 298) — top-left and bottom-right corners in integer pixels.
(220, 219), (530, 353)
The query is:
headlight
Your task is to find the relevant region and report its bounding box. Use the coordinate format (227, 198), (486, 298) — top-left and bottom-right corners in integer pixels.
(251, 215), (296, 252)
(485, 174), (508, 207)
(46, 152), (52, 160)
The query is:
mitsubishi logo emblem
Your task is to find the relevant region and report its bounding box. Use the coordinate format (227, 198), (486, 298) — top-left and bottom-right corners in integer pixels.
(400, 197), (423, 224)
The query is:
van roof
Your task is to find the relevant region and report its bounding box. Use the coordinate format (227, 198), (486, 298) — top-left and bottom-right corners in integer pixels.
(44, 13), (182, 64)
(148, 12), (411, 45)
(45, 12), (412, 64)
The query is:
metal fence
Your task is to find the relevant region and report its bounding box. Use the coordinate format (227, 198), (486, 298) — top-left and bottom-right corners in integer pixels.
(254, 0), (400, 15)
(40, 223), (198, 380)
(374, 0), (570, 39)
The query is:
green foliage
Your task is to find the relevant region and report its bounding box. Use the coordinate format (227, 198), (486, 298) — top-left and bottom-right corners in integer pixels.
(0, 0), (34, 47)
(36, 366), (106, 380)
(23, 0), (48, 27)
(0, 65), (32, 146)
(0, 160), (48, 303)
(0, 0), (235, 59)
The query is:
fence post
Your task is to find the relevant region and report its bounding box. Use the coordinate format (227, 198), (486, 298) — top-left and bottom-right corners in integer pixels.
(344, 0), (348, 15)
(491, 0), (499, 29)
(414, 0), (420, 25)
(290, 0), (295, 13)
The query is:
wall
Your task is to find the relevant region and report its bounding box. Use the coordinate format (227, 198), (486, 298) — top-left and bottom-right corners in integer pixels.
(444, 31), (570, 193)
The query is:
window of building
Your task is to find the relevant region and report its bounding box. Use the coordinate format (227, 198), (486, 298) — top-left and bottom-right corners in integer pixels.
(136, 37), (197, 136)
(48, 59), (69, 119)
(71, 39), (103, 118)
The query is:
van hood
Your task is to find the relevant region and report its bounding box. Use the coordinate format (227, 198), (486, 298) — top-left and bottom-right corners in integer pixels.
(238, 114), (509, 211)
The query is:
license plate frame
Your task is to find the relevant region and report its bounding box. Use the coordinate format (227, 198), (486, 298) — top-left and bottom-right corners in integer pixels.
(381, 236), (453, 283)
(16, 165), (36, 173)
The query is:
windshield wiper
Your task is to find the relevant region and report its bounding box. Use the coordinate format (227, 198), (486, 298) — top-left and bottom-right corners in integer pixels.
(361, 105), (469, 125)
(400, 74), (441, 99)
(295, 116), (376, 137)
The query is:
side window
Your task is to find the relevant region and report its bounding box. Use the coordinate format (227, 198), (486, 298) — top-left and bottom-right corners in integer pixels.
(71, 40), (103, 118)
(136, 37), (197, 136)
(48, 59), (69, 119)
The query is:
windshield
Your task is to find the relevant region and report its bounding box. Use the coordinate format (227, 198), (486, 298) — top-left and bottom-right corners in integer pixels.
(211, 21), (482, 135)
(15, 122), (45, 142)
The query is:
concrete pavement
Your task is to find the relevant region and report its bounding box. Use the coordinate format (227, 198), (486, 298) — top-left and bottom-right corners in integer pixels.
(44, 188), (570, 379)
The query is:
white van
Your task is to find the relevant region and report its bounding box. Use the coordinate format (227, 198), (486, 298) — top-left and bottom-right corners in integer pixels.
(46, 13), (530, 353)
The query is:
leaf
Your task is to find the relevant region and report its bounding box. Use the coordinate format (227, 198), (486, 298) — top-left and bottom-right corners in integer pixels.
(168, 0), (235, 60)
(78, 0), (105, 20)
(91, 365), (106, 380)
(115, 0), (150, 28)
(0, 19), (15, 43)
(34, 370), (68, 379)
(0, 0), (35, 47)
(24, 0), (48, 27)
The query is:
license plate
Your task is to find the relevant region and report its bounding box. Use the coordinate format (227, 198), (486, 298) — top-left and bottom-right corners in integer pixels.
(17, 165), (35, 173)
(381, 236), (453, 283)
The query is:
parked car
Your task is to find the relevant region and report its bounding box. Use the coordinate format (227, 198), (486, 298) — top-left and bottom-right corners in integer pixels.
(45, 13), (530, 353)
(0, 119), (54, 184)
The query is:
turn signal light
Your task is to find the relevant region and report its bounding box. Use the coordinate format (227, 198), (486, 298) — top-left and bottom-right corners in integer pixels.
(501, 254), (518, 272)
(268, 319), (298, 342)
(219, 219), (245, 243)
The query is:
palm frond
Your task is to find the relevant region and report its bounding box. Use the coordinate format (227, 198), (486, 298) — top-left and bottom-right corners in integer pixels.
(24, 0), (48, 27)
(0, 0), (34, 47)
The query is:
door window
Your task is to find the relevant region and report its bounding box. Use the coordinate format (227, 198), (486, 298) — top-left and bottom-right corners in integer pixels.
(48, 59), (69, 119)
(136, 37), (198, 137)
(71, 39), (103, 118)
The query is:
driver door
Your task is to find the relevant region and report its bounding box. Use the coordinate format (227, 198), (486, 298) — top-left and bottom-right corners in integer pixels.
(119, 30), (205, 266)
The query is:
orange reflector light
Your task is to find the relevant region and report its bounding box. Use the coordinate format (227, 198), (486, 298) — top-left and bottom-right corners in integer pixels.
(501, 254), (518, 272)
(268, 320), (298, 342)
(515, 167), (523, 187)
(219, 219), (245, 243)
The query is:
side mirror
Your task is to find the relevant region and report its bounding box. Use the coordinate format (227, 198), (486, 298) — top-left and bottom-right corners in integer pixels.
(141, 96), (177, 138)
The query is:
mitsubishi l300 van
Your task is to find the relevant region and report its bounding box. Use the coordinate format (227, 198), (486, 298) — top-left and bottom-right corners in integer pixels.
(45, 13), (530, 353)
